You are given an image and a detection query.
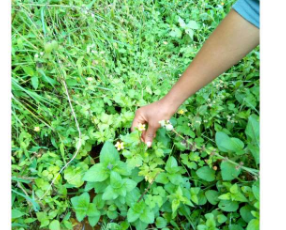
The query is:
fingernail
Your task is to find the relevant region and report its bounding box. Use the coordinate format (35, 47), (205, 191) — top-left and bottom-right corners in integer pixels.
(146, 142), (152, 148)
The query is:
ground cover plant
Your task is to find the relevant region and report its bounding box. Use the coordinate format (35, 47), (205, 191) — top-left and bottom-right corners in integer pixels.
(12, 0), (260, 229)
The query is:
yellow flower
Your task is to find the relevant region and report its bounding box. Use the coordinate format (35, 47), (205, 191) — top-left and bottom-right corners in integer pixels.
(221, 2), (224, 5)
(137, 123), (146, 131)
(178, 109), (185, 115)
(34, 126), (40, 132)
(115, 141), (124, 151)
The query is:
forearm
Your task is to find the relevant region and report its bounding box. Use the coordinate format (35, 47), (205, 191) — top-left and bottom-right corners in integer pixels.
(161, 9), (259, 110)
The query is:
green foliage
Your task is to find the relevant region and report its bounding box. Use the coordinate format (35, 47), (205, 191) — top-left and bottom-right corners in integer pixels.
(12, 0), (259, 229)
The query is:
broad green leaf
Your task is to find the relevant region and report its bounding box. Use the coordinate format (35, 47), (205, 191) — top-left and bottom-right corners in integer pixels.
(12, 209), (25, 219)
(140, 208), (154, 224)
(114, 161), (132, 176)
(205, 190), (219, 205)
(220, 161), (241, 181)
(240, 205), (255, 223)
(168, 173), (183, 185)
(86, 203), (100, 217)
(71, 193), (90, 221)
(217, 214), (227, 224)
(88, 215), (100, 227)
(23, 66), (34, 76)
(196, 166), (216, 182)
(110, 171), (123, 189)
(155, 172), (169, 184)
(230, 225), (244, 230)
(134, 219), (148, 230)
(49, 220), (60, 230)
(215, 132), (244, 154)
(64, 166), (85, 187)
(100, 141), (120, 164)
(218, 200), (239, 212)
(247, 219), (259, 230)
(156, 217), (168, 228)
(124, 179), (137, 192)
(127, 207), (141, 222)
(187, 20), (199, 29)
(165, 156), (178, 173)
(102, 185), (117, 200)
(83, 163), (109, 182)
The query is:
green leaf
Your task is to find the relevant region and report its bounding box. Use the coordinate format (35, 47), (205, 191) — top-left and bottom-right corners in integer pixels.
(187, 20), (199, 29)
(64, 166), (85, 187)
(31, 77), (39, 89)
(83, 163), (109, 182)
(71, 193), (90, 221)
(245, 115), (259, 144)
(229, 225), (244, 230)
(86, 203), (100, 217)
(12, 209), (25, 219)
(220, 161), (241, 181)
(155, 172), (169, 184)
(196, 166), (216, 182)
(156, 217), (168, 228)
(127, 208), (141, 222)
(124, 179), (137, 192)
(110, 171), (123, 189)
(205, 190), (219, 205)
(100, 141), (120, 164)
(49, 220), (60, 230)
(240, 205), (255, 223)
(102, 185), (117, 200)
(23, 66), (34, 76)
(88, 215), (100, 227)
(215, 132), (244, 154)
(247, 219), (259, 230)
(165, 156), (178, 173)
(217, 214), (227, 224)
(218, 200), (239, 212)
(140, 208), (155, 224)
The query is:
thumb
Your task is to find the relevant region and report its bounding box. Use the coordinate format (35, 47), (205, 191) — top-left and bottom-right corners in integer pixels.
(144, 125), (157, 148)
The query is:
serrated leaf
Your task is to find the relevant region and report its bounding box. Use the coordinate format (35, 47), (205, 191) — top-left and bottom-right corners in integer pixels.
(140, 208), (154, 224)
(83, 163), (109, 182)
(100, 141), (120, 164)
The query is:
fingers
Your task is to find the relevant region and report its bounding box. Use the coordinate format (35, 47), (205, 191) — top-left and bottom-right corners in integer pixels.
(144, 124), (159, 147)
(131, 109), (145, 132)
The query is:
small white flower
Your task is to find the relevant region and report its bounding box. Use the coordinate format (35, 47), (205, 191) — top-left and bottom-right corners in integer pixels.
(165, 124), (174, 131)
(91, 13), (95, 18)
(138, 123), (146, 131)
(115, 141), (124, 151)
(34, 54), (39, 58)
(159, 120), (166, 127)
(34, 126), (40, 132)
(163, 41), (168, 45)
(87, 77), (94, 82)
(40, 52), (44, 56)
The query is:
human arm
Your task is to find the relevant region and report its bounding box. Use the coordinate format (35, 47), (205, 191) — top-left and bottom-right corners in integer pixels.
(131, 9), (259, 147)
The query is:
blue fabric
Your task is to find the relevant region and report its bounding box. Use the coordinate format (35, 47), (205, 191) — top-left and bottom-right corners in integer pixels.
(233, 0), (260, 28)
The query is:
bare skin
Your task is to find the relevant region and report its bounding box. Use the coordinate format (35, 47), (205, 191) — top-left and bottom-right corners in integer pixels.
(131, 9), (259, 147)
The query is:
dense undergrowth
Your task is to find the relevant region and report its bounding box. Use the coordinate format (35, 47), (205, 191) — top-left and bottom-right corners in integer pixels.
(12, 0), (259, 229)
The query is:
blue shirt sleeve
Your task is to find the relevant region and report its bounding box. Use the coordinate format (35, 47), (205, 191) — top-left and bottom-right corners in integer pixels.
(232, 0), (260, 28)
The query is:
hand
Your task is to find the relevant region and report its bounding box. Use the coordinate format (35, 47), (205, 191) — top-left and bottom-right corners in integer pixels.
(131, 99), (177, 147)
